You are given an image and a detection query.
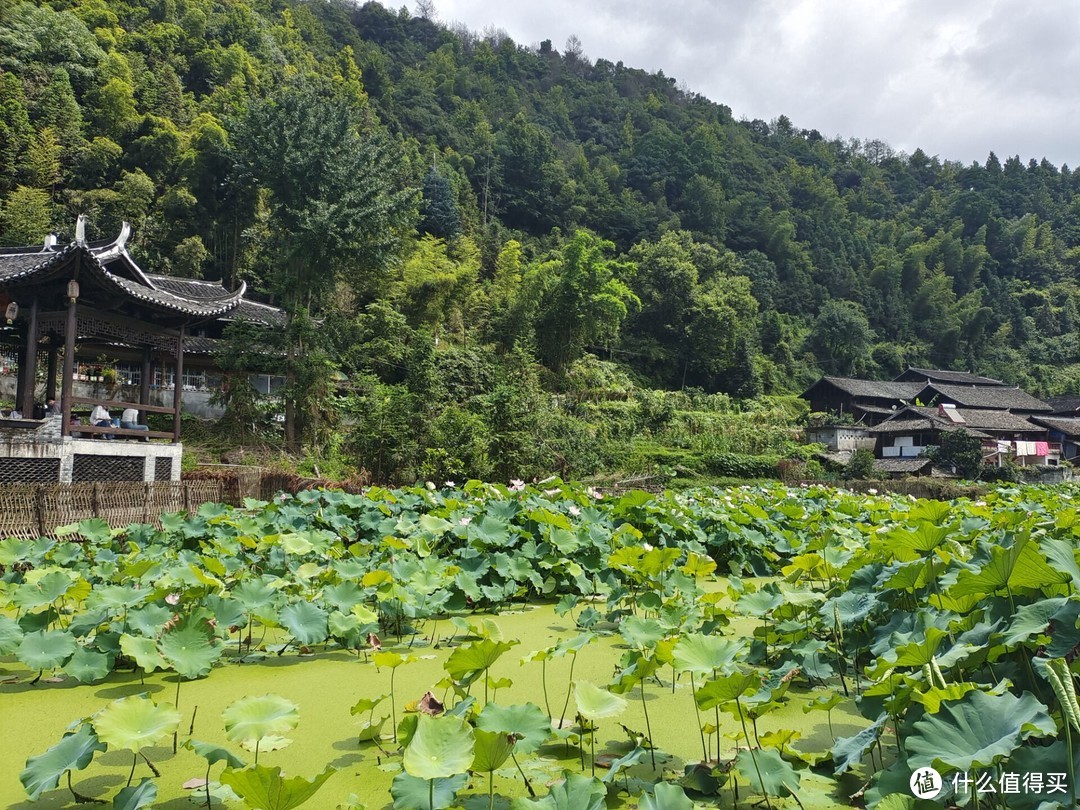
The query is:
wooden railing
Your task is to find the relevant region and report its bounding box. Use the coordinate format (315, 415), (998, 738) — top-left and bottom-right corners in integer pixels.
(68, 396), (178, 442)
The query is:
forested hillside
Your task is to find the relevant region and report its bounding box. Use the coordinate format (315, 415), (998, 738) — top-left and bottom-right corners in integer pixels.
(3, 0), (1080, 480)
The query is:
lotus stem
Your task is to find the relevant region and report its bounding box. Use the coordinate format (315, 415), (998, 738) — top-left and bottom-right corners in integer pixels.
(590, 721), (596, 777)
(640, 679), (656, 770)
(428, 778), (434, 810)
(736, 698), (772, 810)
(141, 753), (160, 777)
(541, 658), (552, 718)
(67, 771), (105, 805)
(173, 672), (183, 753)
(390, 668), (398, 742)
(690, 673), (708, 761)
(557, 654), (577, 730)
(127, 751), (137, 787)
(511, 752), (535, 796)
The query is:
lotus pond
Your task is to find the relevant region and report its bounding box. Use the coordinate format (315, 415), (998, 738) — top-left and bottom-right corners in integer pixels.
(3, 480), (1080, 810)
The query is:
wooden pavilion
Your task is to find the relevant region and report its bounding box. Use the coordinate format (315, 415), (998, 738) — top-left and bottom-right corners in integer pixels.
(0, 217), (276, 483)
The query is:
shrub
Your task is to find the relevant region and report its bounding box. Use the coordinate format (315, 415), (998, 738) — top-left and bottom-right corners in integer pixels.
(844, 448), (876, 480)
(703, 452), (780, 479)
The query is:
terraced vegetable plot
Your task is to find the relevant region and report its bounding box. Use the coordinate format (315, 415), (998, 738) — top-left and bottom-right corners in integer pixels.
(3, 481), (1080, 809)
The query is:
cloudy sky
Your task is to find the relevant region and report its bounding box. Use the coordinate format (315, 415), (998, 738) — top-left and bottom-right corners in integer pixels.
(431, 0), (1080, 168)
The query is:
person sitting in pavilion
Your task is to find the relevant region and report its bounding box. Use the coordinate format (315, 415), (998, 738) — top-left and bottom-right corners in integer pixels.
(120, 406), (149, 440)
(90, 404), (114, 439)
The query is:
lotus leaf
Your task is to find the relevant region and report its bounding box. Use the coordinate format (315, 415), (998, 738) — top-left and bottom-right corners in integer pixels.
(159, 614), (222, 678)
(472, 728), (517, 772)
(223, 694), (300, 745)
(278, 601), (329, 646)
(736, 748), (800, 797)
(598, 745), (646, 784)
(0, 615), (25, 654)
(574, 681), (627, 720)
(509, 772), (606, 810)
(19, 723), (105, 800)
(126, 604), (172, 637)
(444, 638), (516, 683)
(694, 671), (758, 710)
(906, 690), (1056, 773)
(402, 714), (474, 780)
(220, 765), (335, 810)
(16, 629), (76, 671)
(619, 615), (665, 649)
(638, 782), (694, 810)
(93, 695), (180, 752)
(184, 739), (246, 768)
(63, 647), (114, 683)
(672, 633), (744, 674)
(832, 712), (887, 775)
(112, 777), (157, 810)
(389, 772), (467, 810)
(476, 702), (552, 755)
(120, 634), (168, 673)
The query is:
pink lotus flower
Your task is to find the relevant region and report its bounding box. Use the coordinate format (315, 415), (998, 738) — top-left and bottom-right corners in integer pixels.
(165, 592), (180, 606)
(509, 479), (526, 492)
(459, 516), (472, 526)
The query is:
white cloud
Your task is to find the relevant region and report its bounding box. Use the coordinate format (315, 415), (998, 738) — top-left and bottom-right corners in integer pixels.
(431, 0), (1080, 166)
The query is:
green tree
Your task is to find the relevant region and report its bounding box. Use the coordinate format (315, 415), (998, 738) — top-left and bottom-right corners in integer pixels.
(23, 127), (62, 191)
(233, 77), (418, 448)
(1, 185), (51, 244)
(926, 429), (983, 480)
(419, 167), (460, 239)
(0, 72), (32, 191)
(807, 300), (873, 376)
(234, 77), (417, 309)
(531, 230), (639, 373)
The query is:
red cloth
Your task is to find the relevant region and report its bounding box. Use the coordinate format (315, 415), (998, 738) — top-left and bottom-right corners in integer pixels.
(1035, 441), (1049, 456)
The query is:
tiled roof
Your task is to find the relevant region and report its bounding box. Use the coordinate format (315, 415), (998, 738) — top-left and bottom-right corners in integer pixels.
(0, 224), (284, 324)
(873, 457), (933, 473)
(1030, 416), (1080, 438)
(1044, 395), (1080, 414)
(0, 245), (77, 282)
(921, 382), (1052, 412)
(897, 367), (1005, 386)
(808, 376), (924, 400)
(145, 274), (239, 302)
(95, 267), (243, 317)
(906, 406), (1044, 432)
(870, 410), (992, 438)
(226, 299), (288, 328)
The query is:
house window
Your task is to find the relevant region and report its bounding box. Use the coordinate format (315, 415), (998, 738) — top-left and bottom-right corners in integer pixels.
(154, 368), (208, 391)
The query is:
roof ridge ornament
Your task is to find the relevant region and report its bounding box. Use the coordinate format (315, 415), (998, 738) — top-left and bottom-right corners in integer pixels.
(74, 214), (87, 245)
(116, 221), (131, 250)
(43, 234), (58, 251)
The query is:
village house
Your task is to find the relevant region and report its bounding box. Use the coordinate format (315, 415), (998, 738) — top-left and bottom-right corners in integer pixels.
(0, 218), (283, 483)
(871, 404), (1059, 466)
(800, 368), (1067, 472)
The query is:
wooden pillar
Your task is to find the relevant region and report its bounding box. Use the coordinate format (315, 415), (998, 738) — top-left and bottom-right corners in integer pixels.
(60, 299), (77, 437)
(45, 337), (58, 402)
(20, 297), (38, 416)
(14, 341), (25, 412)
(172, 325), (184, 443)
(139, 345), (152, 425)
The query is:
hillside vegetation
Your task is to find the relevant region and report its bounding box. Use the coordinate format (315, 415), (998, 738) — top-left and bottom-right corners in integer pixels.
(3, 0), (1079, 479)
